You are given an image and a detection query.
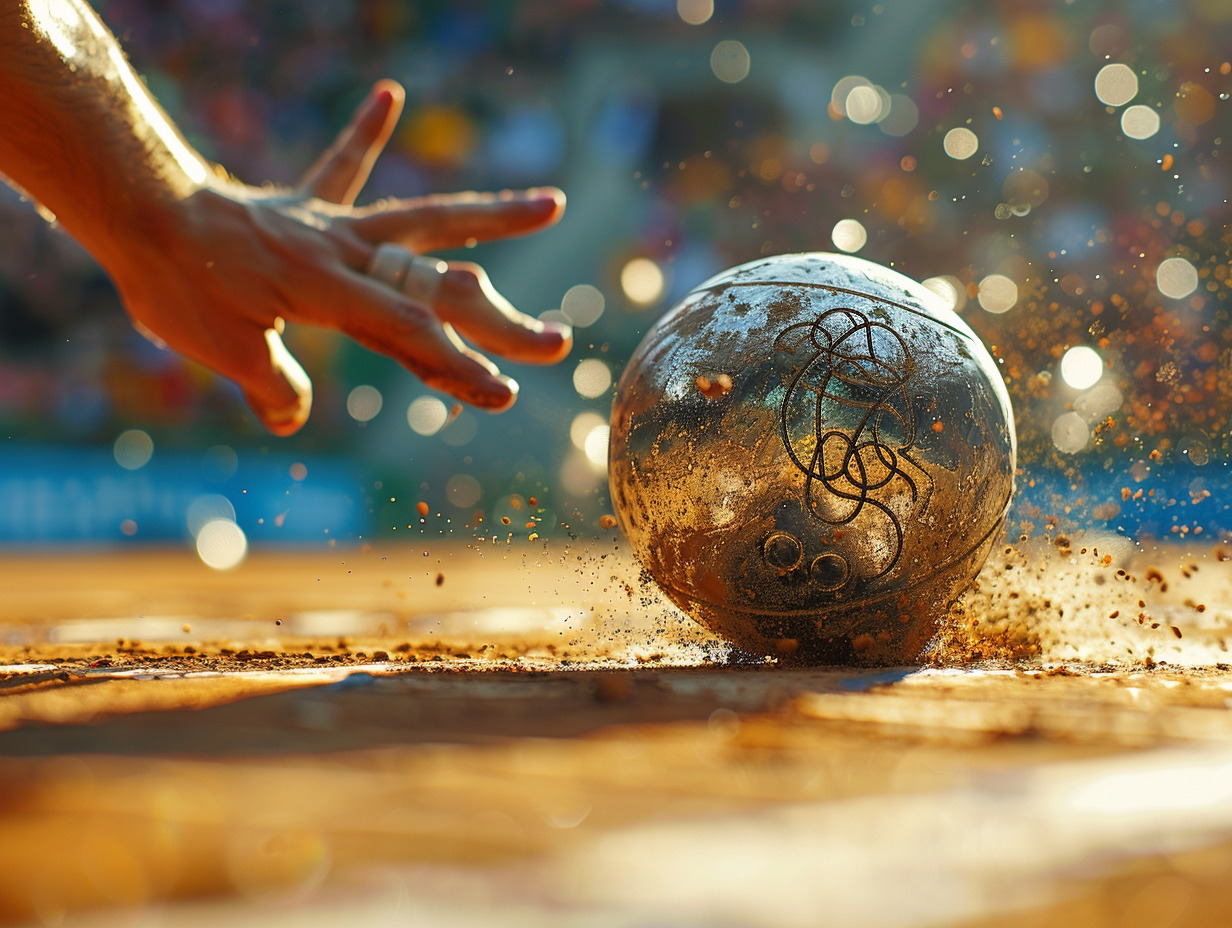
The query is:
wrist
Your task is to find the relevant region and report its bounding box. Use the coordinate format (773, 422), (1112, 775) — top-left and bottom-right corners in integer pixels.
(94, 172), (233, 286)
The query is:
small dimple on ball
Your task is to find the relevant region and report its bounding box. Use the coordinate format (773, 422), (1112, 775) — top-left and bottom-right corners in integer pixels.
(763, 531), (803, 570)
(811, 553), (850, 590)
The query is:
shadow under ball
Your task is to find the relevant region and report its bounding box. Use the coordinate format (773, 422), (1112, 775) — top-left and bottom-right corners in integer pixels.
(608, 253), (1016, 665)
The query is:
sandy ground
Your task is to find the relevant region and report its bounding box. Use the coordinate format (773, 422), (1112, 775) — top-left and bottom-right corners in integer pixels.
(4, 537), (1232, 927)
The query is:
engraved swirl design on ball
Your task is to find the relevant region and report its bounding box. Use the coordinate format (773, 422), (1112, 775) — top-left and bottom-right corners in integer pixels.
(774, 306), (933, 583)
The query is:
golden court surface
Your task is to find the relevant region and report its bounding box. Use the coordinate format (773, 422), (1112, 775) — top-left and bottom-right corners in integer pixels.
(3, 538), (1232, 927)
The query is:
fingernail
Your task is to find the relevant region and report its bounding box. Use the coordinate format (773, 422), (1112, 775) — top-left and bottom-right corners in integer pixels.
(373, 81), (403, 105)
(543, 320), (573, 341)
(265, 395), (311, 434)
(488, 376), (519, 413)
(529, 186), (565, 204)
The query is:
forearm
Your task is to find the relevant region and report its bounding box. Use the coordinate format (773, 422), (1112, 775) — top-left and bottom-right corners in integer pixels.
(0, 0), (211, 275)
(0, 12), (570, 430)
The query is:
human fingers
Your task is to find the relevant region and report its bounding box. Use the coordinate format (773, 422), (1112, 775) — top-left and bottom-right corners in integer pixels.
(185, 319), (313, 436)
(438, 261), (572, 364)
(351, 187), (565, 253)
(337, 271), (521, 411)
(366, 244), (571, 364)
(299, 80), (405, 206)
(236, 326), (314, 435)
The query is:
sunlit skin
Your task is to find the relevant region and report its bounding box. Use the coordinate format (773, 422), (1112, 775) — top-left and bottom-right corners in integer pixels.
(0, 0), (572, 435)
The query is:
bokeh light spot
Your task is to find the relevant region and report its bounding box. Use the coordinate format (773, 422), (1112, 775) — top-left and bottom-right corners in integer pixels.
(1002, 169), (1049, 209)
(1157, 256), (1199, 299)
(677, 0), (713, 25)
(560, 450), (600, 497)
(583, 424), (610, 469)
(831, 219), (868, 253)
(1094, 63), (1138, 106)
(492, 494), (530, 533)
(1074, 382), (1123, 421)
(403, 105), (477, 167)
(186, 494), (236, 539)
(830, 76), (870, 116)
(710, 40), (750, 84)
(879, 94), (919, 136)
(1052, 412), (1090, 454)
(202, 444), (238, 482)
(921, 276), (960, 311)
(407, 396), (449, 435)
(289, 462), (307, 481)
(844, 85), (883, 124)
(561, 284), (606, 327)
(1121, 104), (1160, 139)
(440, 409), (478, 447)
(1175, 81), (1216, 125)
(943, 127), (979, 160)
(1183, 438), (1210, 467)
(573, 360), (613, 399)
(1089, 24), (1129, 58)
(1061, 346), (1104, 390)
(977, 274), (1018, 314)
(620, 257), (665, 305)
(196, 519), (248, 570)
(346, 385), (383, 422)
(445, 473), (483, 509)
(570, 411), (607, 450)
(113, 429), (153, 471)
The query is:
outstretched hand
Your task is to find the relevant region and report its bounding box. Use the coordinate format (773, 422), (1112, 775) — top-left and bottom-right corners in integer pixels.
(110, 80), (571, 435)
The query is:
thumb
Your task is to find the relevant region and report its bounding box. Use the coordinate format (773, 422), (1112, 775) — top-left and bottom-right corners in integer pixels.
(240, 327), (313, 436)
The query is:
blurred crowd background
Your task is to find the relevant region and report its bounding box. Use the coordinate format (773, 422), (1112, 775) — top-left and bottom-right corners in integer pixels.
(0, 0), (1229, 553)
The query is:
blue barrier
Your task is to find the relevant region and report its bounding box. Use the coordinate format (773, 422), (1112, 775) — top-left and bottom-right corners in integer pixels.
(0, 443), (1226, 547)
(0, 445), (369, 545)
(1009, 459), (1232, 542)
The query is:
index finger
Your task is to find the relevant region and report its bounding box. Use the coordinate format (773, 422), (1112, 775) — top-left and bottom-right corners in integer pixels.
(351, 187), (566, 254)
(300, 80), (405, 205)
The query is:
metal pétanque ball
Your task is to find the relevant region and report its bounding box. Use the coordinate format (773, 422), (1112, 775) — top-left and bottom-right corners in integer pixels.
(608, 253), (1016, 665)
